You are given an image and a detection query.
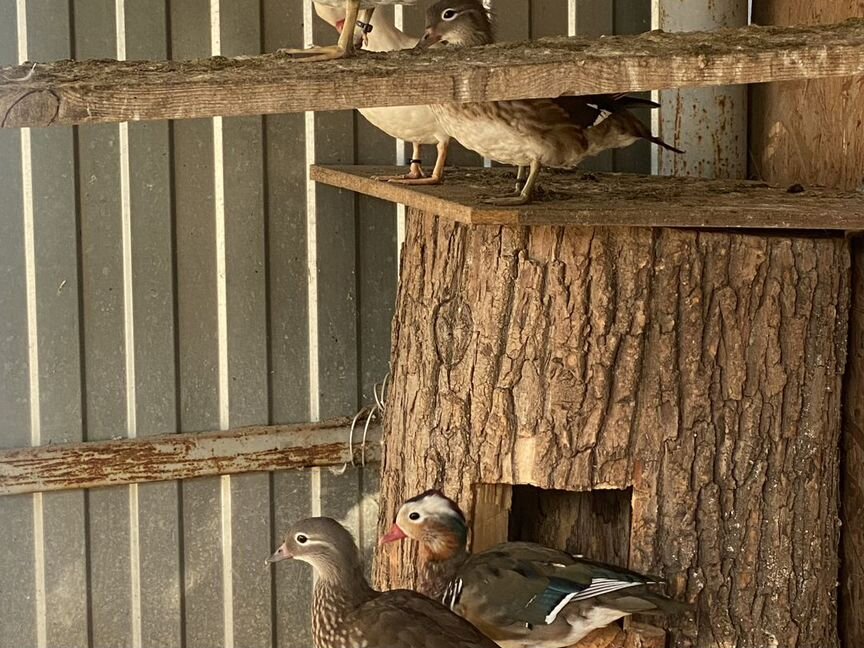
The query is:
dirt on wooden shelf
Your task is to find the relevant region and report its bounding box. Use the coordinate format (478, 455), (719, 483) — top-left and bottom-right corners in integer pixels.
(311, 165), (864, 230)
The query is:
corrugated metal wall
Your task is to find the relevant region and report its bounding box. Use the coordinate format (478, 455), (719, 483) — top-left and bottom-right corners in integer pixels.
(0, 1), (649, 647)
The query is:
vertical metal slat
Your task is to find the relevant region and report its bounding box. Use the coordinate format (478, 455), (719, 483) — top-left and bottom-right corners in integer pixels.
(122, 0), (182, 644)
(170, 0), (224, 644)
(25, 0), (90, 644)
(0, 3), (38, 645)
(218, 1), (272, 646)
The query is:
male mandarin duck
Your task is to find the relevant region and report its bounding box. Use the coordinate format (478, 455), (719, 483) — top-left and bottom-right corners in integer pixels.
(266, 517), (501, 648)
(313, 3), (451, 183)
(281, 0), (418, 61)
(381, 491), (687, 648)
(416, 0), (684, 205)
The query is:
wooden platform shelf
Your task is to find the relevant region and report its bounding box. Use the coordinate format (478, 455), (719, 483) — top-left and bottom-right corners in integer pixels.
(2, 19), (864, 128)
(312, 165), (864, 231)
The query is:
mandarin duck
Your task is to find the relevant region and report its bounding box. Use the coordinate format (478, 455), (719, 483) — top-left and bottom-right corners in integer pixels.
(266, 517), (501, 648)
(416, 0), (684, 205)
(280, 0), (417, 61)
(381, 491), (687, 648)
(314, 2), (451, 183)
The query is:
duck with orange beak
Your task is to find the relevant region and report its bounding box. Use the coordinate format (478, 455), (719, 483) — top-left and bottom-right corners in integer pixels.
(382, 491), (688, 648)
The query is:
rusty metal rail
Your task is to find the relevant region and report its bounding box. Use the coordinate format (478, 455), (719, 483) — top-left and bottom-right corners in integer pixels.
(0, 418), (381, 496)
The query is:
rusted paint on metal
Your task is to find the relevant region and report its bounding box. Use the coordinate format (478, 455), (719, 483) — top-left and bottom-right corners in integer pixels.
(653, 0), (749, 179)
(0, 418), (381, 495)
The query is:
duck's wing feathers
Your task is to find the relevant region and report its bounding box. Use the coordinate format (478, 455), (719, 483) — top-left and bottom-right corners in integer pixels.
(452, 543), (674, 627)
(550, 94), (660, 127)
(547, 97), (604, 128)
(349, 590), (499, 648)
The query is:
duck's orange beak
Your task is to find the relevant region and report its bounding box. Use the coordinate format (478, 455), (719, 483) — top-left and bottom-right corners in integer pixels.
(380, 523), (408, 544)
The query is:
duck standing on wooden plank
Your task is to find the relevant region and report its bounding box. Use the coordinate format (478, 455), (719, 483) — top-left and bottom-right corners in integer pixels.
(381, 491), (688, 648)
(280, 0), (417, 61)
(313, 2), (451, 184)
(266, 516), (502, 648)
(416, 0), (684, 205)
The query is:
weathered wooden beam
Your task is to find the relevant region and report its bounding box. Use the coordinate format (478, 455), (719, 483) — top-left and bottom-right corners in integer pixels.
(471, 483), (512, 553)
(311, 165), (864, 230)
(2, 19), (864, 128)
(0, 418), (381, 496)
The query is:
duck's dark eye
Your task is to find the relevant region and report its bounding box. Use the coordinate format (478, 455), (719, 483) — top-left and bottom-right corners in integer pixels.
(441, 9), (458, 21)
(409, 512), (421, 521)
(295, 534), (308, 544)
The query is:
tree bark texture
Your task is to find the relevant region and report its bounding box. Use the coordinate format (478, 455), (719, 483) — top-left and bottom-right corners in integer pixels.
(750, 3), (864, 644)
(845, 241), (864, 643)
(375, 210), (850, 648)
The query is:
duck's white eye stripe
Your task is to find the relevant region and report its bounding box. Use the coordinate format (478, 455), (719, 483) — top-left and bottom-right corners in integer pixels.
(442, 9), (458, 21)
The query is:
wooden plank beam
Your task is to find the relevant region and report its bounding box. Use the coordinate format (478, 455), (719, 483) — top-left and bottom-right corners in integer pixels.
(471, 484), (512, 553)
(0, 418), (381, 496)
(2, 19), (864, 128)
(311, 165), (864, 230)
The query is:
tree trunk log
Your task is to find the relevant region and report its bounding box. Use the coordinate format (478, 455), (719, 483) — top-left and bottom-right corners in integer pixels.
(375, 210), (849, 648)
(750, 3), (864, 643)
(845, 241), (864, 644)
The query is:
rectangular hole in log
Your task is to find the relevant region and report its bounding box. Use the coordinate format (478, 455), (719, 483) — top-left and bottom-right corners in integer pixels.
(478, 485), (667, 648)
(509, 485), (633, 566)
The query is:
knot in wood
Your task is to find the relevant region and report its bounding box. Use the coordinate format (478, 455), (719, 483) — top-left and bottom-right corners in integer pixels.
(2, 89), (60, 128)
(433, 298), (473, 368)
